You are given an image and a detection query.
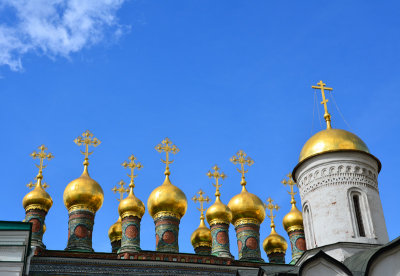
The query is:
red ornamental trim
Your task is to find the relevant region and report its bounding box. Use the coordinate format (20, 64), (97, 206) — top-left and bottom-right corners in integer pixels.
(245, 237), (258, 250)
(125, 225), (138, 239)
(162, 231), (175, 244)
(30, 218), (41, 233)
(296, 237), (306, 251)
(155, 219), (179, 227)
(216, 231), (228, 245)
(74, 225), (88, 238)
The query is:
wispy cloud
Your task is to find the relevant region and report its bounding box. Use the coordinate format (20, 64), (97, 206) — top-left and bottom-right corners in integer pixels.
(0, 0), (127, 71)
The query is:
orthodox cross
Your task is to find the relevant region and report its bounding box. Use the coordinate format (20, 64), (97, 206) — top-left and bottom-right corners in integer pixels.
(192, 189), (210, 219)
(112, 180), (129, 201)
(266, 197), (280, 228)
(207, 165), (226, 197)
(31, 145), (54, 179)
(122, 154), (142, 189)
(312, 80), (333, 129)
(74, 130), (101, 166)
(281, 173), (297, 204)
(155, 138), (179, 175)
(230, 150), (254, 186)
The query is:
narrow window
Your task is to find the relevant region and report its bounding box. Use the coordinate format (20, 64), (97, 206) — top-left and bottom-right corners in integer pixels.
(353, 195), (365, 237)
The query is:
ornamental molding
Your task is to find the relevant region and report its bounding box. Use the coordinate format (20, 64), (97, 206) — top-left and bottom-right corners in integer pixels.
(297, 161), (379, 197)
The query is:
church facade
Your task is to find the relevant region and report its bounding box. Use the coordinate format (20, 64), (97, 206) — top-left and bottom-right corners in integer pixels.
(2, 81), (399, 276)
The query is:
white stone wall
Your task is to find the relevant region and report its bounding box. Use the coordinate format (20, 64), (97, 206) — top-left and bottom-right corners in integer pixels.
(294, 151), (389, 250)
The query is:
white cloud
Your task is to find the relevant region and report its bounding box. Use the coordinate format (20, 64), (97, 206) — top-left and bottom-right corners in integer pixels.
(0, 0), (127, 71)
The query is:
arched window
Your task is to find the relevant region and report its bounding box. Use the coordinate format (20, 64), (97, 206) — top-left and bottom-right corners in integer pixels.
(352, 194), (365, 237)
(303, 202), (315, 249)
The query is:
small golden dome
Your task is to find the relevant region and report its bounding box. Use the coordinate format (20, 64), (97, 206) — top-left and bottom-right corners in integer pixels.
(22, 181), (53, 213)
(63, 166), (104, 213)
(263, 227), (288, 255)
(191, 218), (212, 249)
(108, 217), (122, 243)
(118, 189), (145, 219)
(283, 203), (303, 233)
(228, 186), (266, 226)
(147, 175), (187, 219)
(299, 128), (370, 163)
(206, 196), (232, 225)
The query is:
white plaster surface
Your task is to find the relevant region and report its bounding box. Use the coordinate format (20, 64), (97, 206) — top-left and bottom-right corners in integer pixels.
(295, 151), (389, 250)
(301, 258), (348, 276)
(369, 245), (400, 276)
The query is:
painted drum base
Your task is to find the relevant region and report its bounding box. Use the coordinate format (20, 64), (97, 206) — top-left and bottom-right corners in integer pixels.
(65, 209), (95, 252)
(235, 222), (263, 262)
(111, 240), (121, 253)
(288, 229), (306, 264)
(210, 223), (233, 259)
(118, 216), (142, 257)
(154, 215), (180, 253)
(25, 209), (47, 251)
(194, 246), (211, 256)
(267, 252), (285, 264)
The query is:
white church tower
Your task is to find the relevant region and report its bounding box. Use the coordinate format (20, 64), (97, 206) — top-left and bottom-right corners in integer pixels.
(292, 81), (389, 262)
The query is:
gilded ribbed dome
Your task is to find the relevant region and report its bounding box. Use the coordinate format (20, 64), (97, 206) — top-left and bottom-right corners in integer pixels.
(22, 181), (53, 213)
(283, 203), (303, 233)
(108, 217), (122, 243)
(191, 218), (212, 249)
(63, 166), (104, 212)
(299, 128), (370, 163)
(206, 196), (232, 225)
(147, 175), (187, 219)
(263, 228), (288, 255)
(228, 186), (266, 226)
(118, 190), (145, 219)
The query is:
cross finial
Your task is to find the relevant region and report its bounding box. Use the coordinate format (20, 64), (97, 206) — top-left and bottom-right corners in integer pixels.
(192, 189), (210, 220)
(74, 130), (101, 167)
(230, 150), (254, 188)
(266, 197), (280, 229)
(31, 145), (54, 179)
(112, 180), (129, 201)
(155, 138), (179, 176)
(122, 155), (143, 190)
(207, 165), (226, 198)
(312, 80), (333, 129)
(281, 173), (298, 204)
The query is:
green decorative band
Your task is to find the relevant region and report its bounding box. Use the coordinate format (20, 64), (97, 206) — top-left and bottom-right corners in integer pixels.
(235, 222), (263, 262)
(154, 215), (180, 253)
(267, 252), (285, 264)
(210, 223), (233, 259)
(288, 229), (306, 263)
(194, 246), (211, 256)
(118, 216), (142, 256)
(65, 209), (95, 252)
(111, 239), (121, 253)
(25, 209), (47, 250)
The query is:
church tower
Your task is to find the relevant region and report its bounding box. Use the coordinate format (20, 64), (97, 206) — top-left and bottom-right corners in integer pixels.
(292, 81), (389, 261)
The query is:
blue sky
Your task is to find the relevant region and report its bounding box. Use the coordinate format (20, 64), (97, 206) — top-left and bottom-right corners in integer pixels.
(1, 0), (399, 263)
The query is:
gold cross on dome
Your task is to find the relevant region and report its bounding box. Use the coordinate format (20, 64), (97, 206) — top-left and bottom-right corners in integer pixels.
(31, 145), (54, 179)
(207, 165), (226, 197)
(312, 80), (333, 129)
(266, 197), (280, 228)
(74, 130), (101, 166)
(112, 180), (129, 201)
(122, 155), (143, 188)
(230, 150), (254, 187)
(281, 173), (298, 204)
(192, 189), (210, 219)
(155, 138), (179, 175)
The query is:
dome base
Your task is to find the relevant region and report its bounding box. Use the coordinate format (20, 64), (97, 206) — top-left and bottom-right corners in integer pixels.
(65, 209), (95, 253)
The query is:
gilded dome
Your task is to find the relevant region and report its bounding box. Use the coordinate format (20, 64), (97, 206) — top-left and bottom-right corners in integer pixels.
(206, 196), (232, 225)
(282, 203), (303, 233)
(108, 217), (122, 243)
(22, 181), (53, 213)
(263, 227), (288, 255)
(147, 175), (187, 219)
(228, 186), (266, 226)
(118, 189), (145, 219)
(190, 218), (212, 249)
(63, 166), (104, 213)
(299, 128), (370, 163)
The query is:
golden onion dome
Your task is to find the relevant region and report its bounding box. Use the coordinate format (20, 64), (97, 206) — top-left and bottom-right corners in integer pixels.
(191, 218), (212, 249)
(206, 196), (232, 225)
(263, 227), (288, 255)
(228, 186), (266, 226)
(118, 189), (145, 219)
(299, 128), (370, 163)
(282, 203), (303, 233)
(63, 166), (104, 213)
(147, 175), (187, 219)
(22, 180), (53, 213)
(108, 217), (122, 243)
